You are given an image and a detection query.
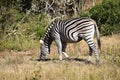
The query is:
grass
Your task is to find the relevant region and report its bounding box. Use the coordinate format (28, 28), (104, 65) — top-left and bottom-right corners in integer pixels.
(0, 34), (120, 80)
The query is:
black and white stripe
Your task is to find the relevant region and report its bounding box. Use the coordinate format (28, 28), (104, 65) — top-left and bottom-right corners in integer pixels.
(40, 17), (101, 63)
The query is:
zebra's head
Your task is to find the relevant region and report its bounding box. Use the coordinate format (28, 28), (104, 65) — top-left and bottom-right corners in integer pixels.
(39, 40), (50, 61)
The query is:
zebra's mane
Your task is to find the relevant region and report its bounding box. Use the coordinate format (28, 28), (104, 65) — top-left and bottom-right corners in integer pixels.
(43, 19), (60, 40)
(41, 21), (56, 46)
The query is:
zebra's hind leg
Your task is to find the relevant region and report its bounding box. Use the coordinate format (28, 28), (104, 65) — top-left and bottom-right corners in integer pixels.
(62, 52), (69, 58)
(85, 38), (99, 64)
(88, 47), (93, 62)
(89, 44), (99, 64)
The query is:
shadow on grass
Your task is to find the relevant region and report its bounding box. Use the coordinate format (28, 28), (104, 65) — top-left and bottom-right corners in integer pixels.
(32, 57), (86, 62)
(30, 57), (95, 65)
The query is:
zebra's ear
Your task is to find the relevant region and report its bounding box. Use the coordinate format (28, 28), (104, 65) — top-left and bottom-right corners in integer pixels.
(40, 40), (44, 44)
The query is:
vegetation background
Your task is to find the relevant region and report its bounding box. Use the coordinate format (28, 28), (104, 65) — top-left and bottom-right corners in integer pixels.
(0, 0), (120, 51)
(0, 0), (120, 80)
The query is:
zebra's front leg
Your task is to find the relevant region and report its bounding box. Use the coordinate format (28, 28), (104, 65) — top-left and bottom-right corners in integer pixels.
(62, 42), (69, 58)
(54, 39), (63, 60)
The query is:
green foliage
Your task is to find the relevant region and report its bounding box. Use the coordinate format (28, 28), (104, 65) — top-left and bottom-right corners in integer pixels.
(16, 13), (24, 22)
(35, 25), (45, 39)
(0, 36), (38, 51)
(0, 8), (46, 51)
(90, 0), (120, 25)
(23, 13), (47, 39)
(80, 0), (120, 36)
(100, 24), (114, 35)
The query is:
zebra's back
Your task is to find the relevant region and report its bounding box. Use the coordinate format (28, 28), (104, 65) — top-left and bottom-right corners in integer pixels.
(58, 17), (96, 42)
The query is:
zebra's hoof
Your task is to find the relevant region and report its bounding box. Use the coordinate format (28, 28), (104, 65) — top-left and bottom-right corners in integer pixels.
(39, 58), (50, 61)
(65, 57), (71, 61)
(96, 60), (100, 66)
(85, 60), (93, 64)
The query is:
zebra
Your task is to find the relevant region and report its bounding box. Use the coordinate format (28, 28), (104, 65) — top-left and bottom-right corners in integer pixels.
(39, 17), (101, 63)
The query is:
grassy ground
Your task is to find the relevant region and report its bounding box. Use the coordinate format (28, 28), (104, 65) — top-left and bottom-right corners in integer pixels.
(0, 34), (120, 80)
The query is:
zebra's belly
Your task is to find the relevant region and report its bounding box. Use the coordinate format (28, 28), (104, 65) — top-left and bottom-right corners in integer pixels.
(60, 33), (82, 43)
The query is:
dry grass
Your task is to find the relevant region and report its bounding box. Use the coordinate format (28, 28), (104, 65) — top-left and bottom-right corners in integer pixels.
(0, 34), (120, 80)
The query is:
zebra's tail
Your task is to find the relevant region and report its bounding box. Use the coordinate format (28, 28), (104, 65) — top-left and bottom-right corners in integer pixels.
(94, 23), (101, 50)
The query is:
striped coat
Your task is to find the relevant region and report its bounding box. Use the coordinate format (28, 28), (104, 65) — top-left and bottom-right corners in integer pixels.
(40, 17), (101, 63)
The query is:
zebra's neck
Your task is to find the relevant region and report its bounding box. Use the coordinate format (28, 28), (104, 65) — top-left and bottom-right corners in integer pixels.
(42, 25), (53, 50)
(43, 36), (53, 47)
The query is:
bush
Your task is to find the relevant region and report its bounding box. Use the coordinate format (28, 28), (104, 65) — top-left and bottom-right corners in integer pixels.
(80, 0), (120, 36)
(0, 8), (47, 51)
(100, 24), (114, 35)
(35, 25), (45, 39)
(23, 13), (47, 39)
(90, 0), (120, 25)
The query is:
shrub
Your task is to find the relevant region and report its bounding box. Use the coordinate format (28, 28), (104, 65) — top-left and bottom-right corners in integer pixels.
(80, 0), (120, 36)
(90, 0), (120, 25)
(0, 10), (46, 51)
(24, 13), (47, 39)
(35, 25), (45, 39)
(100, 24), (114, 35)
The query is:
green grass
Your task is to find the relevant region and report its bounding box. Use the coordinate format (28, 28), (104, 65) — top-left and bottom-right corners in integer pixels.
(0, 36), (39, 51)
(0, 34), (120, 80)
